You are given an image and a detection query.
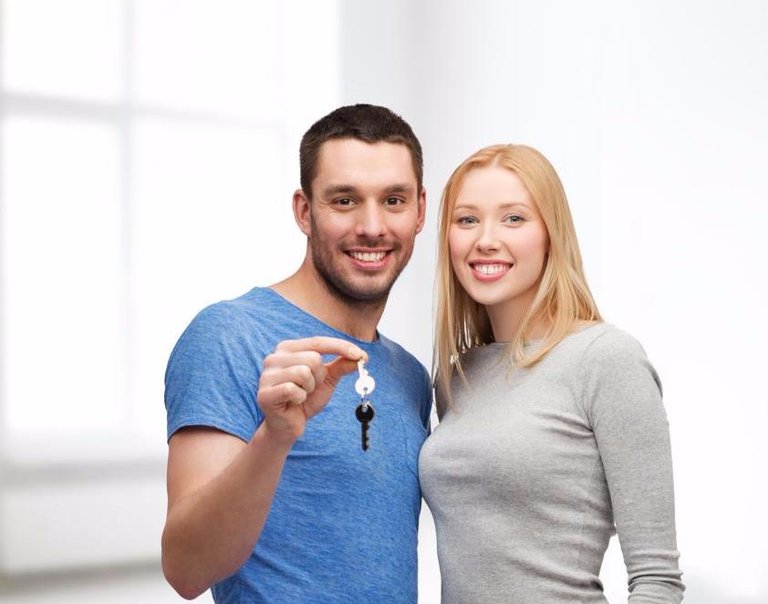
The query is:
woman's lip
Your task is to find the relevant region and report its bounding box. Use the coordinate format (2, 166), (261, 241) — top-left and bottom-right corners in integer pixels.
(469, 262), (511, 282)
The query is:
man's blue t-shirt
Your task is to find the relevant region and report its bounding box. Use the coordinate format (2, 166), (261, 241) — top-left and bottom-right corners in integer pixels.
(165, 287), (432, 603)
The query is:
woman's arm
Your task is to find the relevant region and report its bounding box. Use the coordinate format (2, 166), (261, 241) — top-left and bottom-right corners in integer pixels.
(582, 328), (684, 603)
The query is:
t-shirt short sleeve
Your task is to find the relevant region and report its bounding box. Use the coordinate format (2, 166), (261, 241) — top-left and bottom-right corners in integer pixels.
(164, 303), (264, 443)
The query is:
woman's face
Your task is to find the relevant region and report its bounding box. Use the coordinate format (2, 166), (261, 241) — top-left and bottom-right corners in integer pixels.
(448, 165), (549, 331)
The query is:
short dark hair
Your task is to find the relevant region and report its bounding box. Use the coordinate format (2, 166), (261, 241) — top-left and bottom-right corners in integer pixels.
(299, 104), (423, 198)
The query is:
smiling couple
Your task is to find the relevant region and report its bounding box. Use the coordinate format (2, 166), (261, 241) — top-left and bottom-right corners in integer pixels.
(162, 104), (684, 603)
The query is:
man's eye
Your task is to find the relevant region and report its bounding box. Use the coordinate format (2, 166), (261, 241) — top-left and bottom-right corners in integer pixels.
(335, 197), (354, 206)
(385, 196), (404, 206)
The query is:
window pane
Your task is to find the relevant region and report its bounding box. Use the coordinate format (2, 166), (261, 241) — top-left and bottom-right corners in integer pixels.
(130, 117), (299, 437)
(1, 0), (122, 101)
(1, 118), (124, 435)
(133, 0), (279, 118)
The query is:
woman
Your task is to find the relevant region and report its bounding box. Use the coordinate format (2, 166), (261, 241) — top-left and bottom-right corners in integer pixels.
(419, 144), (684, 602)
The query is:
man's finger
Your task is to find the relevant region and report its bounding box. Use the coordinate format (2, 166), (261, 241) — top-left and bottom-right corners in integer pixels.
(258, 382), (308, 407)
(276, 336), (366, 362)
(260, 365), (316, 394)
(324, 356), (361, 386)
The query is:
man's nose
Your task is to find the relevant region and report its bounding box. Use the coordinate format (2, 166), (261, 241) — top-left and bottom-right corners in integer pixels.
(355, 202), (387, 238)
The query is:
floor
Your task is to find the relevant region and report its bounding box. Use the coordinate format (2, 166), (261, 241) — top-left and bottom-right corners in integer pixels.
(0, 565), (212, 604)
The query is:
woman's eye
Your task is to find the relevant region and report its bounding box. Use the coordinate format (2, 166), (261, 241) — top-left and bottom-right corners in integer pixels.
(456, 216), (477, 225)
(503, 214), (524, 224)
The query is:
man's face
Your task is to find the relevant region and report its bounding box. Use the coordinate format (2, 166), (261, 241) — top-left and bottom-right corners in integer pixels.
(299, 138), (425, 305)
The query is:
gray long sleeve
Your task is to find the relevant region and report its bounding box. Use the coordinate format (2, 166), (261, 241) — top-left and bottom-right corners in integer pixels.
(419, 323), (684, 603)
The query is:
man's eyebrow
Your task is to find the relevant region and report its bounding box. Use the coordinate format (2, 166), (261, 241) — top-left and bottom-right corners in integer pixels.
(321, 183), (417, 197)
(321, 184), (359, 197)
(383, 183), (417, 194)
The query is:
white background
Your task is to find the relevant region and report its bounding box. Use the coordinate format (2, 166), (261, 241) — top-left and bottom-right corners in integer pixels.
(1, 1), (767, 602)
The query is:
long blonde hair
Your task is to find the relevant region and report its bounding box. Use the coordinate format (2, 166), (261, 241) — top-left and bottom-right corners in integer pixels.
(434, 144), (601, 403)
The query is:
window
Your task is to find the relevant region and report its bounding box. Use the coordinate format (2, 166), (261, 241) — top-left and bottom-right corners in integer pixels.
(1, 0), (339, 573)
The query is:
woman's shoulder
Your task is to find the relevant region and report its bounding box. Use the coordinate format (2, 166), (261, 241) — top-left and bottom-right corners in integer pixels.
(564, 323), (658, 397)
(544, 322), (651, 380)
(569, 322), (647, 358)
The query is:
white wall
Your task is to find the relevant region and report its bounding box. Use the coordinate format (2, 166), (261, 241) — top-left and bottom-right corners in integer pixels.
(1, 1), (766, 602)
(0, 0), (338, 600)
(341, 1), (768, 602)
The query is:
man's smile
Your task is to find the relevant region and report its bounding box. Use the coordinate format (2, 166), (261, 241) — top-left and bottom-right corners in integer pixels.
(345, 249), (392, 269)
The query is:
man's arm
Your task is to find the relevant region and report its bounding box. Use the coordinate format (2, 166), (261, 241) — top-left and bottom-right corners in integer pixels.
(161, 337), (365, 600)
(162, 424), (290, 599)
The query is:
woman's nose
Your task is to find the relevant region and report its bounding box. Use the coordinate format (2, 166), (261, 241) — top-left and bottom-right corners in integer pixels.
(474, 223), (501, 252)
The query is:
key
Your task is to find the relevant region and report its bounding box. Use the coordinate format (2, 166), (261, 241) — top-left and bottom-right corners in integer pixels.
(354, 359), (376, 451)
(355, 401), (375, 451)
(355, 359), (375, 396)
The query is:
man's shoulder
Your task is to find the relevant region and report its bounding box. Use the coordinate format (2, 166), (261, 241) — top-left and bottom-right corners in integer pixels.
(172, 287), (288, 356)
(192, 287), (288, 327)
(376, 334), (429, 378)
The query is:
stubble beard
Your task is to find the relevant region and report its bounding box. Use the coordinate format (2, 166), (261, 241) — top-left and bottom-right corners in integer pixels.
(309, 232), (412, 309)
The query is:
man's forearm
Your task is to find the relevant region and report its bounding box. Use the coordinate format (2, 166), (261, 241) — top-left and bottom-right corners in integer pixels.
(161, 425), (294, 599)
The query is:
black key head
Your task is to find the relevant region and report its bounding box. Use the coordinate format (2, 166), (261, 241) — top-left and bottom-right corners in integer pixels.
(355, 402), (375, 423)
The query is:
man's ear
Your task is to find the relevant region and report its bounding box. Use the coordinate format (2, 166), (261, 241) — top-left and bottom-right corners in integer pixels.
(293, 189), (312, 236)
(415, 187), (427, 234)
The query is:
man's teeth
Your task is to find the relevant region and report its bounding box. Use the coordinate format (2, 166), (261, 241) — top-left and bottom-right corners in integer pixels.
(474, 263), (507, 275)
(351, 251), (386, 262)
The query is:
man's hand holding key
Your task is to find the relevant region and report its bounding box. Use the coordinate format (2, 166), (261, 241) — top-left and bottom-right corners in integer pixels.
(257, 336), (366, 445)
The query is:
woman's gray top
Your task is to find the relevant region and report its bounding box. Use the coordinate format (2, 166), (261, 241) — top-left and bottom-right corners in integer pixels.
(419, 323), (684, 603)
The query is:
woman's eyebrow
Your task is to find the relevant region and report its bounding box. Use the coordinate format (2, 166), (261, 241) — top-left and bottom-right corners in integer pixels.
(453, 201), (531, 211)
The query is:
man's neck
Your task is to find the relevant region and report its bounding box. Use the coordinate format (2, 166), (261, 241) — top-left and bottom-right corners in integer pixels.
(270, 263), (385, 342)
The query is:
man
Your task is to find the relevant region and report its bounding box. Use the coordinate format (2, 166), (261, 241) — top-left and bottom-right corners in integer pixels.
(162, 104), (432, 603)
